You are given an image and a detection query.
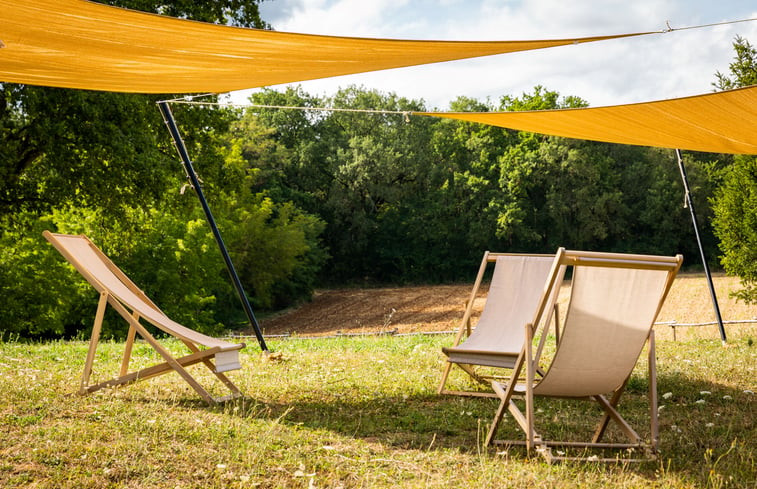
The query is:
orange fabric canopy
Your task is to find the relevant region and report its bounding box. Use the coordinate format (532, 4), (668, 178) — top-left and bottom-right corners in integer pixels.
(416, 86), (757, 154)
(0, 0), (654, 94)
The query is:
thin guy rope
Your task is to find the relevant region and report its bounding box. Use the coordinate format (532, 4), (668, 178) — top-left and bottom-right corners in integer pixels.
(156, 16), (757, 107)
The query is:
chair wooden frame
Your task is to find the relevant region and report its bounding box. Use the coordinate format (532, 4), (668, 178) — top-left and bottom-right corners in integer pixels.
(44, 231), (245, 405)
(438, 251), (561, 398)
(484, 248), (682, 463)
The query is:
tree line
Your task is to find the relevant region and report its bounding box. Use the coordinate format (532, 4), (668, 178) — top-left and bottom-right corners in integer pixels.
(0, 1), (754, 338)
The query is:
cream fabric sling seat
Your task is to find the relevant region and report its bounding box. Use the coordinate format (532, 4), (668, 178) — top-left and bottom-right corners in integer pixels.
(485, 248), (682, 463)
(438, 252), (561, 397)
(43, 231), (245, 404)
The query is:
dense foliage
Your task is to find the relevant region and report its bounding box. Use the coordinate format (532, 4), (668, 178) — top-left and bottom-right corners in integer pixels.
(1, 2), (753, 339)
(0, 0), (325, 338)
(243, 86), (719, 284)
(711, 36), (757, 304)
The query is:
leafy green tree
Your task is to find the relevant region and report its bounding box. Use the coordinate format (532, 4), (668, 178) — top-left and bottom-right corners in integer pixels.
(712, 157), (757, 303)
(248, 86), (440, 282)
(0, 1), (267, 219)
(0, 1), (331, 338)
(243, 84), (718, 284)
(212, 118), (328, 308)
(711, 36), (757, 303)
(491, 86), (707, 259)
(714, 36), (757, 90)
(493, 87), (588, 248)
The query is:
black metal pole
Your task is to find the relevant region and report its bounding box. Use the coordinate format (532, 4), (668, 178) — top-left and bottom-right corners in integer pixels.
(674, 149), (727, 343)
(158, 101), (269, 352)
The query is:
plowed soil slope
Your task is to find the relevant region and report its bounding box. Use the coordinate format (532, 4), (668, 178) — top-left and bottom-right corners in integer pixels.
(258, 274), (756, 340)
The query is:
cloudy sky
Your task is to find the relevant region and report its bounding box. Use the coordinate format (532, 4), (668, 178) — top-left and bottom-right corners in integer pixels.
(229, 0), (757, 110)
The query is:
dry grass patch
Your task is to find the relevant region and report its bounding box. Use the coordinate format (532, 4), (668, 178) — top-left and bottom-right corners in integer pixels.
(259, 273), (756, 341)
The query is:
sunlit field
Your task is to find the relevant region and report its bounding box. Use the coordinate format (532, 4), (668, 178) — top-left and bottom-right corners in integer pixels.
(1, 320), (754, 488)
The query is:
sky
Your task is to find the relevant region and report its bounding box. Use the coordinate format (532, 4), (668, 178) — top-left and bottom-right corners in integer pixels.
(228, 0), (757, 110)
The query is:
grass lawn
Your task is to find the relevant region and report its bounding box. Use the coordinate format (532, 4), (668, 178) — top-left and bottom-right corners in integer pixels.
(1, 325), (755, 488)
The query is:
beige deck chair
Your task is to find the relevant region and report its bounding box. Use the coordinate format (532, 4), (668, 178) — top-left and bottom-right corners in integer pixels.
(438, 252), (561, 397)
(43, 231), (245, 404)
(485, 248), (682, 463)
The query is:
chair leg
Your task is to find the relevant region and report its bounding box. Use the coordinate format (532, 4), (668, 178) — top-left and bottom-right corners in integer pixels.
(120, 318), (138, 377)
(486, 381), (511, 445)
(592, 377), (629, 443)
(80, 291), (108, 393)
(437, 361), (454, 394)
(182, 340), (242, 398)
(486, 351), (527, 445)
(440, 253), (489, 394)
(593, 393), (641, 444)
(648, 331), (659, 451)
(524, 322), (536, 451)
(488, 381), (549, 461)
(107, 296), (216, 404)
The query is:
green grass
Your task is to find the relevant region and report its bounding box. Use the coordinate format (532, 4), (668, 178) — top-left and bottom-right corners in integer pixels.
(0, 331), (754, 488)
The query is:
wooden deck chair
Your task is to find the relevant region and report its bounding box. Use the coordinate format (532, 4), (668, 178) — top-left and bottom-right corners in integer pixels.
(485, 248), (682, 463)
(43, 231), (246, 405)
(438, 252), (562, 397)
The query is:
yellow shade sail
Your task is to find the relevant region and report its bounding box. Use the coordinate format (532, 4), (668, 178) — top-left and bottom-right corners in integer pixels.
(0, 0), (655, 94)
(416, 85), (757, 154)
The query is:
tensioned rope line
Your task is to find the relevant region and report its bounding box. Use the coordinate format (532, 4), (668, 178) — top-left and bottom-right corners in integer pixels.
(224, 318), (757, 342)
(157, 15), (757, 108)
(161, 98), (415, 120)
(663, 17), (757, 32)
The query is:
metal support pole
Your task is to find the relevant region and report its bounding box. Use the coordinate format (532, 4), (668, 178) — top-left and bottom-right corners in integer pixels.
(158, 101), (269, 352)
(675, 149), (727, 343)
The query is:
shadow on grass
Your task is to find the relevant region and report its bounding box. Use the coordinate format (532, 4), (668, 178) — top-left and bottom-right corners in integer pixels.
(161, 370), (755, 485)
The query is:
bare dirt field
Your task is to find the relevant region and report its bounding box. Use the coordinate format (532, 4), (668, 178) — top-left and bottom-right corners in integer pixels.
(258, 273), (756, 341)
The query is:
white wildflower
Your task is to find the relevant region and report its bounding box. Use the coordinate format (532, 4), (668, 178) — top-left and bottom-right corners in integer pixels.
(662, 392), (673, 399)
(723, 395), (732, 400)
(321, 445), (335, 451)
(699, 390), (711, 396)
(744, 390), (754, 395)
(705, 423), (715, 428)
(695, 399), (706, 405)
(216, 464), (227, 470)
(587, 455), (599, 462)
